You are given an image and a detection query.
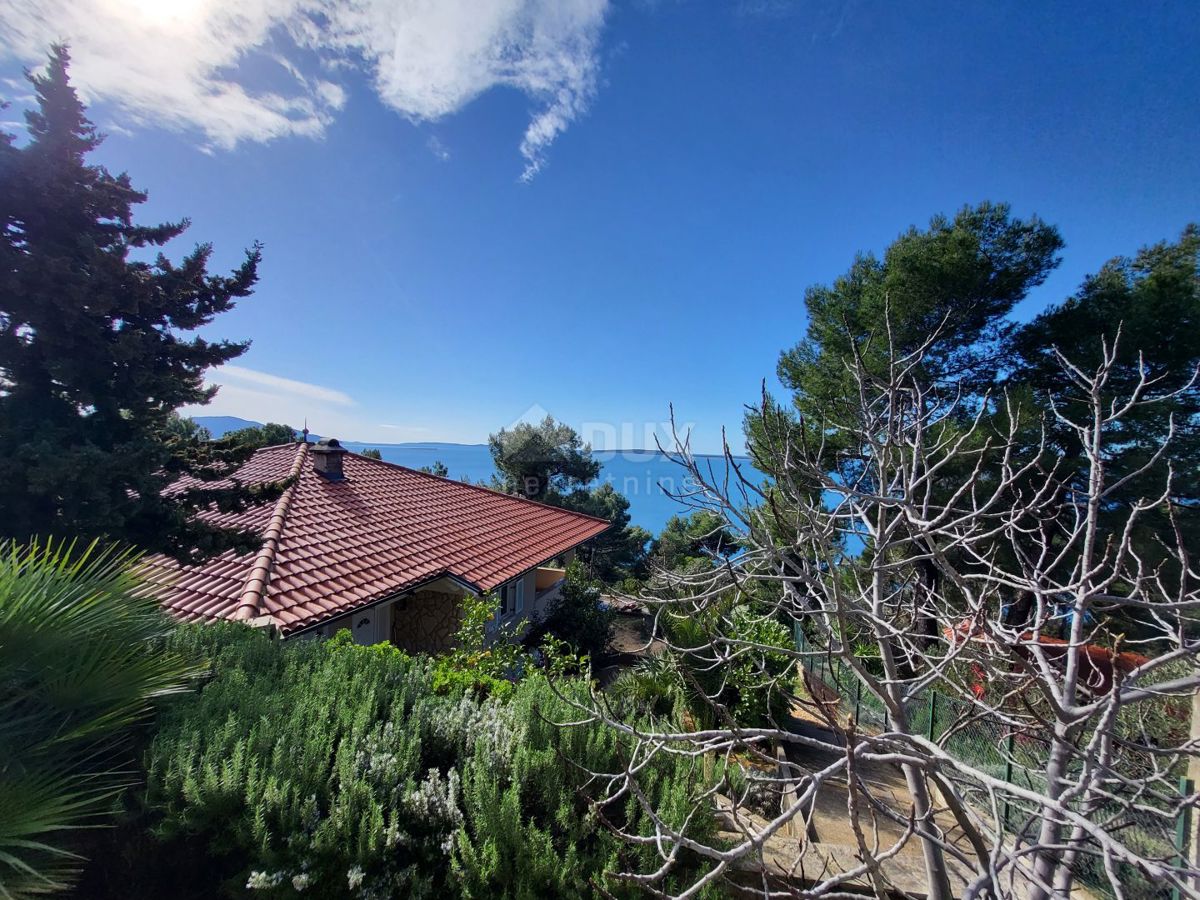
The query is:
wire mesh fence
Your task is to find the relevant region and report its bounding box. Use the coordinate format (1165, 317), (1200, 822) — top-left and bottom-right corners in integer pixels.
(792, 624), (1188, 900)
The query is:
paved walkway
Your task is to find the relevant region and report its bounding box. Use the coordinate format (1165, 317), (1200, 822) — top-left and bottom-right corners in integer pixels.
(726, 695), (1097, 898)
(718, 712), (980, 897)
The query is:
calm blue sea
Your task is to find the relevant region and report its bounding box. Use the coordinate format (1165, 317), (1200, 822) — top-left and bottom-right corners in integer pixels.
(338, 442), (764, 536)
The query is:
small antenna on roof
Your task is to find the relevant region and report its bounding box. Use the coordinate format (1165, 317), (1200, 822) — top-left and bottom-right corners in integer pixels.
(301, 418), (309, 443)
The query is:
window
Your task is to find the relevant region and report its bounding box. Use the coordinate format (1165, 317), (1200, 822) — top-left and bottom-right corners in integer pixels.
(497, 578), (525, 618)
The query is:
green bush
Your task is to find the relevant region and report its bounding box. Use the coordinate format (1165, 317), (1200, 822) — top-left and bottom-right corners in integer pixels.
(136, 623), (717, 898)
(431, 592), (525, 700)
(657, 602), (793, 730)
(539, 562), (614, 660)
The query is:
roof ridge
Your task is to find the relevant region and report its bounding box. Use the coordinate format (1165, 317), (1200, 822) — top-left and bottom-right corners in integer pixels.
(232, 442), (309, 622)
(344, 449), (614, 527)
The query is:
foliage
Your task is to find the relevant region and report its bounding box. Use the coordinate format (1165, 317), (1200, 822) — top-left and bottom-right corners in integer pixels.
(221, 423), (297, 449)
(132, 623), (718, 899)
(488, 415), (600, 500)
(606, 654), (688, 723)
(748, 203), (1062, 474)
(655, 601), (792, 730)
(488, 417), (647, 584)
(552, 483), (651, 583)
(418, 460), (448, 477)
(0, 539), (195, 898)
(0, 48), (267, 559)
(360, 448), (383, 460)
(539, 562), (614, 660)
(1011, 224), (1200, 577)
(163, 414), (212, 443)
(431, 593), (526, 700)
(606, 220), (1200, 898)
(724, 605), (793, 726)
(650, 511), (738, 572)
(779, 202), (1061, 411)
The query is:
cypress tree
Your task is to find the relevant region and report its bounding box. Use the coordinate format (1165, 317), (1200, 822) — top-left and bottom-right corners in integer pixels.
(0, 46), (274, 559)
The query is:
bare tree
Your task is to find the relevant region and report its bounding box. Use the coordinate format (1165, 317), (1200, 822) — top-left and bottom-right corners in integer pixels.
(551, 318), (1200, 899)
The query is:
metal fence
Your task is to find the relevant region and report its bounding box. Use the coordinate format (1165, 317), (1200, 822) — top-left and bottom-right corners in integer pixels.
(793, 625), (1190, 900)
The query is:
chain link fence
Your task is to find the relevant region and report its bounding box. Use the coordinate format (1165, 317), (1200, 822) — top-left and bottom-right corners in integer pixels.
(793, 625), (1190, 900)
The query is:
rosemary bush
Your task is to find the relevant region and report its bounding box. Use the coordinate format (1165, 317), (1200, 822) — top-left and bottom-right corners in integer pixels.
(139, 623), (715, 898)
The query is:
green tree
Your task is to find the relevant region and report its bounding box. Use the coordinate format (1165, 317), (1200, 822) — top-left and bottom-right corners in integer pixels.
(746, 203), (1063, 652)
(161, 413), (211, 442)
(1011, 224), (1200, 581)
(488, 415), (600, 500)
(539, 561), (614, 660)
(223, 422), (297, 449)
(488, 417), (646, 582)
(750, 202), (1063, 474)
(554, 483), (651, 583)
(777, 202), (1062, 416)
(0, 539), (195, 897)
(651, 511), (738, 572)
(419, 459), (449, 476)
(360, 447), (383, 460)
(0, 47), (266, 559)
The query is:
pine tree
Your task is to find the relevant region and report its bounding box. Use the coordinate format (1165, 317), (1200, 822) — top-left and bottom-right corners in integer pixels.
(1011, 225), (1200, 576)
(487, 414), (600, 499)
(768, 202), (1063, 433)
(0, 47), (274, 559)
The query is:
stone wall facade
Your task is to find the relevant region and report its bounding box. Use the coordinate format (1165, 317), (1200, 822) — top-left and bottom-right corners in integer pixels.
(390, 588), (463, 653)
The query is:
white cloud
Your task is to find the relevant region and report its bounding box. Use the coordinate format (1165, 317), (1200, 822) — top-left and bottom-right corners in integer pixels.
(0, 0), (609, 177)
(182, 366), (470, 443)
(216, 364), (356, 407)
(426, 134), (450, 162)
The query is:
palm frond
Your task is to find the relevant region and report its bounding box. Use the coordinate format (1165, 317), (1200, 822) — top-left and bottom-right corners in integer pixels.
(0, 539), (196, 898)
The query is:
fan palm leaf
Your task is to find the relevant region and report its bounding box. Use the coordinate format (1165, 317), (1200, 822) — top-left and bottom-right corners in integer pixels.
(0, 539), (197, 897)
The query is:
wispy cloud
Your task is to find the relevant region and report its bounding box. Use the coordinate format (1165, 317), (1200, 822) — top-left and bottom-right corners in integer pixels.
(182, 374), (455, 444)
(426, 134), (450, 162)
(216, 365), (356, 407)
(0, 0), (609, 179)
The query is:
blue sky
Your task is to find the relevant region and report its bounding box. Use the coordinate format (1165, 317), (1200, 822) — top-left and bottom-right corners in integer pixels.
(1, 1), (1197, 453)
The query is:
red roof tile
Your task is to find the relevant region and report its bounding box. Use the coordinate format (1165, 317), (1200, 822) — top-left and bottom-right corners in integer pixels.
(141, 443), (610, 635)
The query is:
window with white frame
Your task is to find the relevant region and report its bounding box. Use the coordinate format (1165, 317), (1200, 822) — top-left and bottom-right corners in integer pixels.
(497, 578), (525, 618)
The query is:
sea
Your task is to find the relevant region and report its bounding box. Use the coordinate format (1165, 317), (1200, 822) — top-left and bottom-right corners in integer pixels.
(338, 441), (764, 536)
(190, 418), (764, 535)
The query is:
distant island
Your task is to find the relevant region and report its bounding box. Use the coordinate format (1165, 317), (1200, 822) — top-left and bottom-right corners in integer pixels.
(190, 416), (747, 459)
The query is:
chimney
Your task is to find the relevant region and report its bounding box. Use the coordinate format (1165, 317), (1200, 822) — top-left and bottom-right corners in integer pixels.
(311, 438), (347, 480)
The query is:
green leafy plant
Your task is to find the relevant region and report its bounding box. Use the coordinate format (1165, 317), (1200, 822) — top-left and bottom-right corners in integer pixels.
(431, 592), (525, 699)
(538, 562), (614, 661)
(0, 539), (196, 898)
(654, 601), (793, 730)
(126, 622), (719, 898)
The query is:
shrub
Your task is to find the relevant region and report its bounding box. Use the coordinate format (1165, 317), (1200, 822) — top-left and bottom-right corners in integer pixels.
(431, 592), (525, 700)
(135, 623), (718, 898)
(656, 602), (793, 730)
(538, 562), (614, 660)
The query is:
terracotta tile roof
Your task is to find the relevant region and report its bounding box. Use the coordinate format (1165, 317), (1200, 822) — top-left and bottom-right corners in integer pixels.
(141, 443), (610, 635)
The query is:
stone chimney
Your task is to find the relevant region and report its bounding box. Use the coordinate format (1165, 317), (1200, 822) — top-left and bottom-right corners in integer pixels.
(311, 438), (347, 480)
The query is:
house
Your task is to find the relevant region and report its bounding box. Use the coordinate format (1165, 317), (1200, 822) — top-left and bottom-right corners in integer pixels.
(141, 438), (610, 650)
(944, 618), (1152, 699)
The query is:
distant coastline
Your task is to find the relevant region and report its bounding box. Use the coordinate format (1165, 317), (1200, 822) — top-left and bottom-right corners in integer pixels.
(190, 416), (750, 461)
(191, 415), (759, 533)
